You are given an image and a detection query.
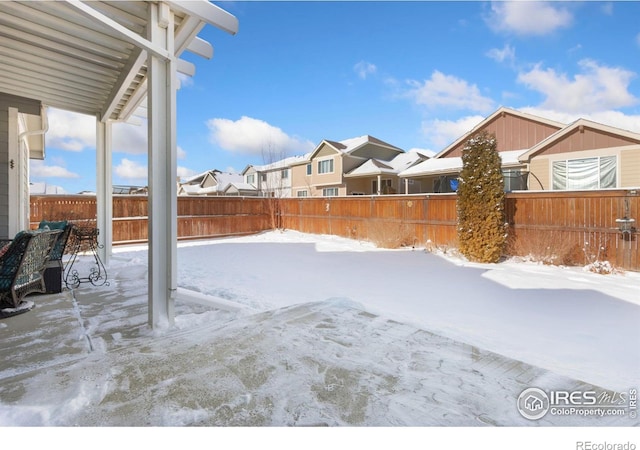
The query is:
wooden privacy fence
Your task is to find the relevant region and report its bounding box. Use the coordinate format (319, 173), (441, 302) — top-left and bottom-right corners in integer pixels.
(30, 190), (640, 271)
(30, 195), (272, 244)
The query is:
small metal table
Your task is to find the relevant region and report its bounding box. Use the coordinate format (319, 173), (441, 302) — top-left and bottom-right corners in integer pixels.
(64, 226), (108, 288)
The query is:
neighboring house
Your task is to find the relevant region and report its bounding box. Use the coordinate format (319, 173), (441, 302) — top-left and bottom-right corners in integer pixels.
(400, 106), (640, 193)
(400, 107), (566, 193)
(520, 119), (640, 191)
(242, 155), (308, 198)
(29, 182), (66, 195)
(343, 150), (431, 195)
(178, 170), (244, 196)
(112, 185), (147, 195)
(222, 182), (259, 196)
(290, 135), (406, 197)
(1, 94), (45, 238)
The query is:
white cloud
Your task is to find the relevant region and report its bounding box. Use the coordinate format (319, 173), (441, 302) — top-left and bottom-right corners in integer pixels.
(46, 108), (96, 152)
(30, 160), (80, 178)
(177, 146), (187, 160)
(178, 72), (194, 88)
(46, 108), (148, 155)
(486, 44), (515, 64)
(354, 61), (377, 80)
(636, 32), (640, 48)
(407, 147), (436, 158)
(601, 2), (614, 16)
(115, 158), (147, 180)
(114, 159), (196, 181)
(207, 116), (315, 156)
(422, 115), (485, 149)
(112, 121), (147, 154)
(486, 1), (573, 36)
(517, 59), (638, 114)
(177, 166), (196, 178)
(404, 71), (495, 113)
(520, 107), (640, 134)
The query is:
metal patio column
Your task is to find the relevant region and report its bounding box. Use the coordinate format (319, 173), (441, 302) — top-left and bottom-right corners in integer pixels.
(96, 119), (113, 265)
(147, 2), (177, 328)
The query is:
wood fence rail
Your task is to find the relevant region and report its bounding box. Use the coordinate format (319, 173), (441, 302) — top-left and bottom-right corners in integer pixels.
(30, 190), (639, 271)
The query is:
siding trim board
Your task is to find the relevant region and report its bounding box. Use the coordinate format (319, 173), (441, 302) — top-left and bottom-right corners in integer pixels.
(520, 119), (640, 161)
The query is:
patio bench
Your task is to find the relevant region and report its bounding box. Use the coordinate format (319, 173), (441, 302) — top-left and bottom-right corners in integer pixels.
(0, 229), (62, 318)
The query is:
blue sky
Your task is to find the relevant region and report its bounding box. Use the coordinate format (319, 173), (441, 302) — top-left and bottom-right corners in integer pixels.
(33, 1), (640, 193)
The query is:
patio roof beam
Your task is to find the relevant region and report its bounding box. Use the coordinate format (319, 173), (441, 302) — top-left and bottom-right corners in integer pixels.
(116, 78), (147, 121)
(99, 48), (146, 122)
(64, 0), (172, 62)
(187, 36), (214, 60)
(166, 0), (239, 36)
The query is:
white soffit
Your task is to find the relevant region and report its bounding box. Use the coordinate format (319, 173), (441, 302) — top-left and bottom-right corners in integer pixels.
(0, 1), (237, 122)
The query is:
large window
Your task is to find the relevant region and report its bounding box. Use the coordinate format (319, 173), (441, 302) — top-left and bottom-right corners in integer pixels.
(306, 163), (312, 175)
(317, 159), (334, 174)
(323, 187), (338, 197)
(246, 174), (255, 185)
(296, 190), (308, 197)
(502, 169), (527, 191)
(372, 179), (392, 194)
(433, 176), (458, 193)
(281, 169), (289, 179)
(552, 156), (617, 190)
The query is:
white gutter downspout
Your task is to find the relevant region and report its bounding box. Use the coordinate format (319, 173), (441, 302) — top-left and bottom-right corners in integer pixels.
(16, 105), (48, 234)
(18, 104), (49, 155)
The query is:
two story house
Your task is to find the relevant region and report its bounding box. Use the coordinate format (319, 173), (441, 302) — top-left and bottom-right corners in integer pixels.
(290, 135), (412, 197)
(400, 107), (640, 192)
(242, 155), (309, 198)
(178, 170), (244, 196)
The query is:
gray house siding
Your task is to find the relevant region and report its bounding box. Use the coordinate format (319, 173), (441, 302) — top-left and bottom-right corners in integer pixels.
(0, 94), (41, 238)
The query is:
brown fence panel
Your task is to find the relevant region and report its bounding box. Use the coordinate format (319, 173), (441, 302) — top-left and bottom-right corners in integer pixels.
(506, 190), (639, 270)
(30, 190), (639, 271)
(31, 195), (271, 244)
(113, 218), (148, 244)
(30, 195), (97, 225)
(113, 195), (148, 218)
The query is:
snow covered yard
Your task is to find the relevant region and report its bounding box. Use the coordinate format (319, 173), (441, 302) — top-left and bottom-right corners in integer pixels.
(0, 230), (638, 428)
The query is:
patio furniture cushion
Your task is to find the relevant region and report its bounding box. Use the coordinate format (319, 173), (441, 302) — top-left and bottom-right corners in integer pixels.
(0, 242), (10, 259)
(38, 221), (70, 261)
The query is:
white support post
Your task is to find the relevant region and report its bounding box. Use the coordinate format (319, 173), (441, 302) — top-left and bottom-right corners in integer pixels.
(404, 178), (409, 195)
(147, 2), (177, 328)
(96, 119), (113, 264)
(377, 174), (382, 195)
(7, 108), (19, 237)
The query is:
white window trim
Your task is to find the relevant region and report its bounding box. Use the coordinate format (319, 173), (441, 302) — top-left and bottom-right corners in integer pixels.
(322, 187), (339, 197)
(551, 155), (618, 190)
(317, 157), (335, 175)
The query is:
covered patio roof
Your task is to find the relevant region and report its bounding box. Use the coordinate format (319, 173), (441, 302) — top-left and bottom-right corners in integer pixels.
(399, 149), (529, 178)
(0, 1), (236, 121)
(0, 1), (238, 328)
